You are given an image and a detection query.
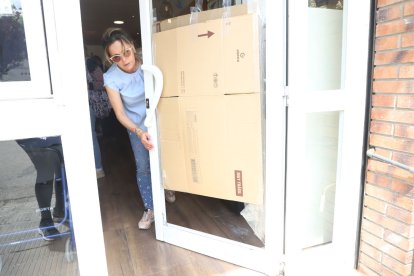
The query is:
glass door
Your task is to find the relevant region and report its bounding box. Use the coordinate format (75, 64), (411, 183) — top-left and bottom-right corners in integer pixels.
(139, 0), (286, 274)
(285, 0), (371, 274)
(0, 0), (107, 275)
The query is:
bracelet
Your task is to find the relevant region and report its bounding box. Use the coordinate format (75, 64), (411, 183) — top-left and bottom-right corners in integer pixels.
(134, 127), (144, 138)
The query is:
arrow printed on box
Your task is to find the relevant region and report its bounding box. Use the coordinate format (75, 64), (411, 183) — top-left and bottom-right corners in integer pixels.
(198, 31), (215, 38)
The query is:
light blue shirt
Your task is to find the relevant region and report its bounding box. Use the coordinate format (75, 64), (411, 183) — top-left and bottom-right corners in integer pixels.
(103, 64), (146, 129)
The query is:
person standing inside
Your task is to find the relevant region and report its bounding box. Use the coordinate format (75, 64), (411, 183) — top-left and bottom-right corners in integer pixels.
(16, 137), (66, 240)
(101, 28), (175, 230)
(86, 55), (110, 179)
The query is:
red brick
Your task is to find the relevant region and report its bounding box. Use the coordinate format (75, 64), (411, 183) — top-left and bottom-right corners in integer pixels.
(399, 65), (414, 78)
(364, 207), (385, 226)
(371, 108), (414, 124)
(393, 151), (414, 169)
(370, 148), (392, 160)
(362, 228), (385, 247)
(384, 230), (414, 251)
(390, 178), (414, 196)
(376, 19), (414, 37)
(374, 50), (414, 65)
(365, 181), (413, 211)
(373, 95), (397, 107)
(382, 254), (412, 275)
(361, 228), (413, 264)
(374, 65), (399, 78)
(404, 2), (414, 16)
(383, 216), (411, 237)
(377, 0), (404, 8)
(381, 266), (403, 276)
(386, 204), (414, 224)
(375, 36), (400, 51)
(367, 170), (414, 195)
(377, 5), (403, 22)
(359, 253), (384, 275)
(383, 240), (413, 264)
(365, 195), (388, 214)
(368, 159), (414, 186)
(370, 121), (393, 135)
(363, 218), (386, 237)
(395, 124), (414, 139)
(367, 170), (393, 188)
(402, 32), (414, 47)
(373, 80), (414, 93)
(357, 263), (379, 276)
(369, 133), (414, 156)
(360, 241), (383, 261)
(396, 95), (414, 108)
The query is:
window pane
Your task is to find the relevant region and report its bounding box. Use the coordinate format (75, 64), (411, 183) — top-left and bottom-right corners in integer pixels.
(308, 0), (344, 91)
(302, 112), (340, 248)
(0, 0), (30, 82)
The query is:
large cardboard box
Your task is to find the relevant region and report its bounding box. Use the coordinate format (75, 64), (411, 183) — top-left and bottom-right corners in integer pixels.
(158, 93), (264, 204)
(153, 13), (261, 97)
(157, 3), (258, 32)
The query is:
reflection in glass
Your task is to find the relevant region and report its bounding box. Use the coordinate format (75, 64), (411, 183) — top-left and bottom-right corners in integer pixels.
(308, 0), (343, 10)
(166, 194), (265, 247)
(308, 0), (343, 90)
(302, 112), (339, 249)
(0, 0), (30, 82)
(0, 138), (79, 275)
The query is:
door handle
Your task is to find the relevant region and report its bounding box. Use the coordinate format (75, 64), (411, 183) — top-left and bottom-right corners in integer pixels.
(367, 148), (414, 174)
(141, 64), (164, 128)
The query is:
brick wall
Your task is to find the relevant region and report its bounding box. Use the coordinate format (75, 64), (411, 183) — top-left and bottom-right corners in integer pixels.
(358, 0), (414, 275)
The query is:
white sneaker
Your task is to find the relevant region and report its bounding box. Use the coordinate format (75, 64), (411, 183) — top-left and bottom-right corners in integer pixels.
(138, 209), (154, 230)
(165, 190), (176, 203)
(96, 168), (105, 179)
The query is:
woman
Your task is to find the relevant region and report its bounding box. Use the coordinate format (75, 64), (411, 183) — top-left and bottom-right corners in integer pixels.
(101, 28), (175, 230)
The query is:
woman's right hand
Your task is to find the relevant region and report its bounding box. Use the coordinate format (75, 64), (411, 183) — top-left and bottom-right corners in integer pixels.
(141, 132), (154, 151)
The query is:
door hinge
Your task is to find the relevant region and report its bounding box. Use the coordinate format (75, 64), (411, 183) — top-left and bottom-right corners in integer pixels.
(283, 87), (289, 107)
(283, 95), (289, 107)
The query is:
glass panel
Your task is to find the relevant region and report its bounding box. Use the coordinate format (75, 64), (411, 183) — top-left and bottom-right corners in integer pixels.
(308, 0), (344, 91)
(302, 111), (339, 249)
(152, 0), (266, 247)
(0, 137), (79, 275)
(0, 0), (30, 82)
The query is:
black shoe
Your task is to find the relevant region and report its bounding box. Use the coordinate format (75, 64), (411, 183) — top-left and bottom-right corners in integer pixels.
(38, 226), (61, 241)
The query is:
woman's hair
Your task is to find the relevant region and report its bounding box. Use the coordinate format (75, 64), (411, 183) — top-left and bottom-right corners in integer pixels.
(101, 28), (137, 64)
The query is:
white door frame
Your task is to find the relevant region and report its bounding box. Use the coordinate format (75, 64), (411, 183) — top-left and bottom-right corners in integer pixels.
(139, 0), (287, 274)
(285, 0), (371, 274)
(0, 0), (108, 275)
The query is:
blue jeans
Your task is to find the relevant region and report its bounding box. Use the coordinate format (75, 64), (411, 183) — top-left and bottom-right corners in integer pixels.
(127, 129), (153, 210)
(90, 107), (103, 170)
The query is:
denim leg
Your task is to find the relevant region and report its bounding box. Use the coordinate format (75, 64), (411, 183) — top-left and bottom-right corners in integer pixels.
(90, 107), (103, 170)
(127, 130), (153, 210)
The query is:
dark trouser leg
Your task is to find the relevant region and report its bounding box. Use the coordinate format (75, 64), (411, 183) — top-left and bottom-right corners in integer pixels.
(53, 180), (65, 217)
(35, 181), (53, 226)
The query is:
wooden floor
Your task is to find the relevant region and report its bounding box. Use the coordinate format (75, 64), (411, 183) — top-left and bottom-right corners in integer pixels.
(98, 117), (265, 276)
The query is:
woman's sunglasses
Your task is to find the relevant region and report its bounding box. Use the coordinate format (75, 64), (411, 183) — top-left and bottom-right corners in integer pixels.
(109, 48), (133, 63)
